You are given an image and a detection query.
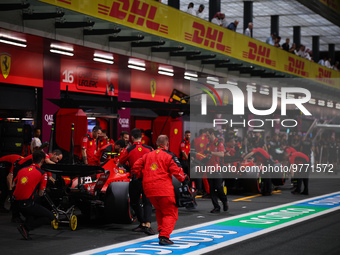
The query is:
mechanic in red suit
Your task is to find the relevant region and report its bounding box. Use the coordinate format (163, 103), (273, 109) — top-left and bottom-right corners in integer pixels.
(132, 135), (188, 245)
(288, 151), (309, 195)
(179, 130), (191, 175)
(0, 155), (22, 212)
(97, 129), (114, 150)
(13, 150), (55, 240)
(118, 128), (154, 235)
(93, 139), (126, 165)
(244, 146), (273, 196)
(82, 125), (102, 165)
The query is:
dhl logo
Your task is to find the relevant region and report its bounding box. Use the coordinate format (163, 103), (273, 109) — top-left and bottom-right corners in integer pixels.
(284, 56), (309, 77)
(98, 0), (168, 34)
(243, 42), (276, 67)
(185, 22), (231, 54)
(316, 67), (334, 85)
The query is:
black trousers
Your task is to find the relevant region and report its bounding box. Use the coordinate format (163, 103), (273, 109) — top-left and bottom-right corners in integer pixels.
(208, 178), (227, 209)
(16, 200), (54, 231)
(129, 179), (152, 224)
(0, 169), (9, 208)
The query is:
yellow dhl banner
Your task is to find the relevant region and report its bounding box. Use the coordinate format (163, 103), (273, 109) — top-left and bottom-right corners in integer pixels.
(39, 0), (340, 89)
(319, 0), (340, 15)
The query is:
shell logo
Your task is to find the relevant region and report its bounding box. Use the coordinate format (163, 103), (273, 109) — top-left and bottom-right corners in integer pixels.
(21, 177), (28, 184)
(151, 163), (158, 171)
(200, 143), (204, 148)
(174, 129), (178, 135)
(138, 147), (142, 152)
(90, 142), (92, 146)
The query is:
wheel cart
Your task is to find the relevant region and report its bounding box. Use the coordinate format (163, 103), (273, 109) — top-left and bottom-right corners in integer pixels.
(44, 192), (78, 231)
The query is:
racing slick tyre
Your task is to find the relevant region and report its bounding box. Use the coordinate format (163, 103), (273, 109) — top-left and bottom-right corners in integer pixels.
(243, 166), (262, 193)
(105, 182), (135, 224)
(69, 215), (77, 231)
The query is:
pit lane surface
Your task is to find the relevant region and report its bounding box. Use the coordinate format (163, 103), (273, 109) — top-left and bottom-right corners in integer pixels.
(1, 178), (340, 255)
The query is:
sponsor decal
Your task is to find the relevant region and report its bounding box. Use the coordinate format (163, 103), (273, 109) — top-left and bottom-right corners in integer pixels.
(98, 0), (168, 34)
(44, 114), (53, 126)
(150, 163), (158, 171)
(20, 177), (28, 184)
(185, 22), (231, 54)
(119, 118), (130, 128)
(316, 67), (334, 85)
(284, 56), (309, 77)
(243, 42), (276, 67)
(150, 79), (156, 98)
(1, 52), (11, 79)
(174, 129), (178, 135)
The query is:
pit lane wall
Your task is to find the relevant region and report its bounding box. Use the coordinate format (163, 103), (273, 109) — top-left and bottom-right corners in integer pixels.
(39, 0), (340, 90)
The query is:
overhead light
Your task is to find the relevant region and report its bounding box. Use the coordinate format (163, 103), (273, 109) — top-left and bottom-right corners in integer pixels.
(260, 87), (269, 95)
(50, 43), (74, 56)
(158, 66), (173, 73)
(158, 70), (174, 76)
(7, 118), (20, 121)
(336, 103), (340, 109)
(184, 71), (197, 78)
(318, 100), (325, 106)
(21, 118), (34, 121)
(227, 81), (238, 86)
(93, 53), (114, 64)
(246, 84), (256, 92)
(287, 94), (295, 99)
(0, 35), (27, 47)
(128, 59), (145, 67)
(327, 101), (334, 108)
(87, 117), (96, 120)
(207, 80), (219, 85)
(128, 64), (146, 71)
(207, 76), (219, 82)
(309, 98), (316, 105)
(184, 76), (198, 81)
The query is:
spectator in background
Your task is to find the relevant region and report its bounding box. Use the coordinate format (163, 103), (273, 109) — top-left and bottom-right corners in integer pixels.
(325, 58), (332, 69)
(333, 61), (339, 71)
(196, 4), (205, 19)
(266, 32), (276, 46)
(30, 128), (42, 153)
(296, 45), (311, 60)
(211, 12), (226, 27)
(274, 36), (282, 48)
(227, 20), (239, 32)
(318, 56), (327, 66)
(289, 43), (297, 54)
(282, 38), (290, 51)
(244, 22), (253, 37)
(187, 2), (196, 16)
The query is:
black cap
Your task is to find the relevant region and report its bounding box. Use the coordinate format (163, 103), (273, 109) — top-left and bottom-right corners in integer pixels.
(199, 4), (205, 9)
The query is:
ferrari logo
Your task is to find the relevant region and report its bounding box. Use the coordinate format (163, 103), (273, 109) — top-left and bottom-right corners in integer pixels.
(200, 143), (204, 148)
(174, 129), (178, 135)
(150, 79), (156, 98)
(1, 53), (11, 79)
(21, 177), (28, 184)
(138, 147), (142, 152)
(151, 163), (158, 171)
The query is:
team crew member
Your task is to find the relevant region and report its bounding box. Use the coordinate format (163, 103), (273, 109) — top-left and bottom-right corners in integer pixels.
(13, 151), (55, 240)
(0, 155), (22, 212)
(288, 151), (309, 195)
(97, 130), (114, 150)
(82, 126), (102, 165)
(94, 139), (126, 165)
(30, 128), (42, 153)
(194, 129), (208, 153)
(179, 130), (191, 175)
(244, 146), (273, 195)
(140, 129), (151, 146)
(132, 135), (187, 245)
(118, 129), (154, 235)
(204, 129), (228, 213)
(120, 131), (131, 148)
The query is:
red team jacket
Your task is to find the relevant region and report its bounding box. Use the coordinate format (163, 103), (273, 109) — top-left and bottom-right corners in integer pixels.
(132, 145), (186, 197)
(118, 141), (153, 167)
(13, 164), (47, 201)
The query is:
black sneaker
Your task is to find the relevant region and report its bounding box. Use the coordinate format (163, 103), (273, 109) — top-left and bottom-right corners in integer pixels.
(159, 236), (174, 245)
(223, 201), (229, 211)
(210, 207), (220, 213)
(17, 225), (30, 240)
(301, 191), (309, 195)
(132, 224), (145, 232)
(291, 191), (300, 195)
(144, 227), (155, 235)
